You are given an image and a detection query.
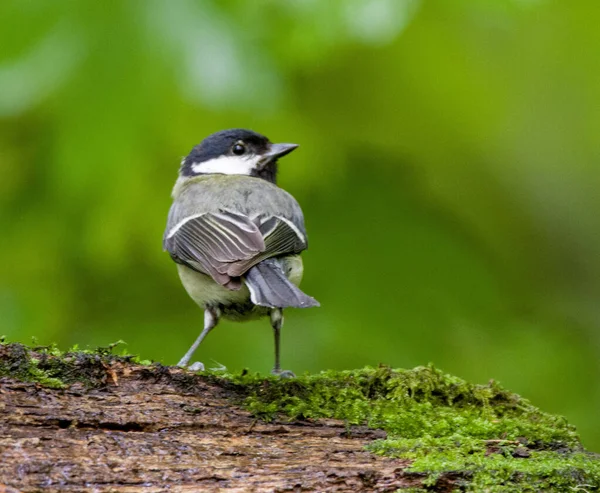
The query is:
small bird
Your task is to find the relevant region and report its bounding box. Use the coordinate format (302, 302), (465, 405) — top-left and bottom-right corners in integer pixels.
(163, 129), (319, 376)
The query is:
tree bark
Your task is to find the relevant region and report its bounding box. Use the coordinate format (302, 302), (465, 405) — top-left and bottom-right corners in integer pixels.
(2, 343), (596, 492)
(0, 344), (430, 493)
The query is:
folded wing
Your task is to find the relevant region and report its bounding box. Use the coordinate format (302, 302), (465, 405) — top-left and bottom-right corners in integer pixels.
(164, 211), (306, 289)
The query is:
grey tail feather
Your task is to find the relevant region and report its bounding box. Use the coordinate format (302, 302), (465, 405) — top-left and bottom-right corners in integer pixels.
(245, 259), (320, 309)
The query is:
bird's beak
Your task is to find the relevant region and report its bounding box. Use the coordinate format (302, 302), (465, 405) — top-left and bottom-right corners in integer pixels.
(259, 143), (298, 168)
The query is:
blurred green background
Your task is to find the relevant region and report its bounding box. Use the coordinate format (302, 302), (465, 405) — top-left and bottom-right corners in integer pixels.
(1, 0), (599, 449)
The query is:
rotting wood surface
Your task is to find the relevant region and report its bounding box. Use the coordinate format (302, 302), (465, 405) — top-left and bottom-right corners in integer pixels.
(0, 358), (427, 492)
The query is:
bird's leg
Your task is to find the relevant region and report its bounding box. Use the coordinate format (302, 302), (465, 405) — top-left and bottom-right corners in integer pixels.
(177, 306), (220, 369)
(271, 308), (283, 373)
(270, 308), (295, 378)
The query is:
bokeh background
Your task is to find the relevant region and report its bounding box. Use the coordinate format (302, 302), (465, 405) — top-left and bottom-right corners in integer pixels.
(1, 0), (599, 449)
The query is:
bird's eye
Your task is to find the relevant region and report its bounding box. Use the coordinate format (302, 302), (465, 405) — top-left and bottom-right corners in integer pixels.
(232, 143), (246, 155)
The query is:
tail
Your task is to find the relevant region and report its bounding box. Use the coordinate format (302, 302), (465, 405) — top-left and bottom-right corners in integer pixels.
(245, 259), (320, 309)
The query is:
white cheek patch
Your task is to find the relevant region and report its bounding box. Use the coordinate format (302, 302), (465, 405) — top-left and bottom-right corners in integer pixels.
(191, 155), (261, 176)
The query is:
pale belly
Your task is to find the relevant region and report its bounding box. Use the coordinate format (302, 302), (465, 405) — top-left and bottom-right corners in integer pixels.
(176, 256), (304, 321)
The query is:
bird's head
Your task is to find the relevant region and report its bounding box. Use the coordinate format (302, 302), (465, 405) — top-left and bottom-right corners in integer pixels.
(180, 129), (298, 184)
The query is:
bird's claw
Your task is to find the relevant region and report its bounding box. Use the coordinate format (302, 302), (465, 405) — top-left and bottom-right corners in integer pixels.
(271, 369), (296, 379)
(188, 361), (205, 372)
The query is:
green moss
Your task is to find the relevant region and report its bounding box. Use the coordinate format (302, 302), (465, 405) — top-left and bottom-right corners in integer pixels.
(223, 365), (599, 492)
(0, 343), (66, 388)
(0, 341), (150, 389)
(370, 437), (599, 492)
(26, 356), (67, 389)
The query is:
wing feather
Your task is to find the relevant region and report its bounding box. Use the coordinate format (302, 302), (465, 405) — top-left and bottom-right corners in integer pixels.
(225, 216), (306, 277)
(164, 211), (307, 288)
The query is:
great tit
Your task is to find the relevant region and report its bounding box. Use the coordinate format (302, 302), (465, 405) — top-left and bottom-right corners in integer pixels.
(163, 128), (319, 376)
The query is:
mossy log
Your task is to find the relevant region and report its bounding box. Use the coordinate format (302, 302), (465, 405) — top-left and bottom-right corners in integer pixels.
(0, 343), (598, 492)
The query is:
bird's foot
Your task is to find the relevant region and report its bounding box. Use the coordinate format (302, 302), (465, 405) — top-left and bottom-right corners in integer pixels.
(186, 361), (205, 372)
(177, 360), (227, 373)
(271, 368), (296, 379)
